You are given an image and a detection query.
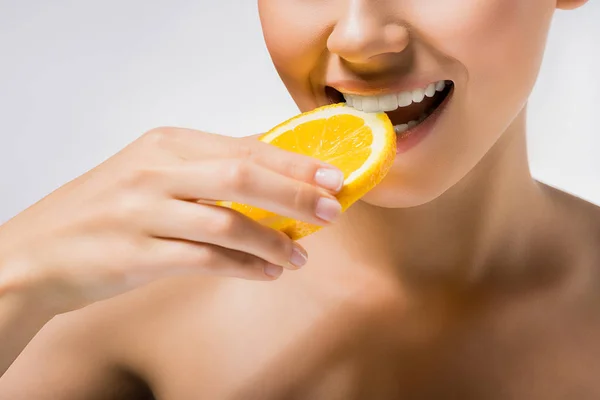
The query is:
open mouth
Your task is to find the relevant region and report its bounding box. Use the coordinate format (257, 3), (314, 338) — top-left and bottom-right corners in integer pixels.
(326, 80), (454, 137)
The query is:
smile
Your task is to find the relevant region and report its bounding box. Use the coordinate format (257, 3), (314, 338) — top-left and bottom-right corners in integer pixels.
(329, 80), (453, 135)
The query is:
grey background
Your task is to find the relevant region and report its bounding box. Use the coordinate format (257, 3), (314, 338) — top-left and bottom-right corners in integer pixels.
(0, 1), (599, 223)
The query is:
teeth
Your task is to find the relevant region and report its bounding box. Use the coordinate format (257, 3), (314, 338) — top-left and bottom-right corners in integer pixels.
(343, 80), (452, 137)
(341, 80), (448, 113)
(377, 94), (398, 112)
(393, 113), (430, 135)
(394, 124), (409, 134)
(425, 83), (436, 98)
(397, 91), (413, 107)
(361, 97), (379, 113)
(411, 88), (425, 103)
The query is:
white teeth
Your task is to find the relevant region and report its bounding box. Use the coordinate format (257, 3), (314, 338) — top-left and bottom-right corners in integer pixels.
(425, 83), (436, 98)
(378, 94), (398, 112)
(352, 96), (362, 110)
(388, 85), (445, 135)
(396, 91), (413, 107)
(361, 97), (379, 113)
(412, 88), (425, 103)
(394, 118), (421, 135)
(341, 79), (448, 113)
(394, 124), (409, 134)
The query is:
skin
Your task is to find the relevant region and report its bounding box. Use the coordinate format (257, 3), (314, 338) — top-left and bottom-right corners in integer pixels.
(0, 129), (343, 373)
(0, 0), (599, 398)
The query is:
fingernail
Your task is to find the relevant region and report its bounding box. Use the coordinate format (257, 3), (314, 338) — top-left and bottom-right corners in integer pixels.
(315, 197), (342, 222)
(264, 263), (283, 279)
(314, 168), (344, 192)
(289, 243), (308, 268)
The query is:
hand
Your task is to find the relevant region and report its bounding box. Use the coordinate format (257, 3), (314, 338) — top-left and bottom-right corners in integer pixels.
(0, 127), (344, 312)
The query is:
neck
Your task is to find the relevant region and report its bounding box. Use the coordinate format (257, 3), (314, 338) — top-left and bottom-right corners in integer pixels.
(307, 108), (554, 289)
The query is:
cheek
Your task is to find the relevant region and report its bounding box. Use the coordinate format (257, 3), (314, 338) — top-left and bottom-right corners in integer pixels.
(259, 0), (334, 109)
(416, 0), (554, 62)
(416, 0), (555, 108)
(368, 1), (556, 207)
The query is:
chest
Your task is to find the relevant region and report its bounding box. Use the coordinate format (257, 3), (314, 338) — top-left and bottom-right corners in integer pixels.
(144, 294), (600, 400)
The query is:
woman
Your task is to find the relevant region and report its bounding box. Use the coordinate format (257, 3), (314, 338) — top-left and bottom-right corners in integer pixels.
(0, 0), (598, 398)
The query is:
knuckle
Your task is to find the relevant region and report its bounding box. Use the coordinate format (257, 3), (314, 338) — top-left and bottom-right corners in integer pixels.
(265, 230), (293, 260)
(189, 245), (218, 267)
(236, 253), (267, 275)
(292, 183), (318, 212)
(224, 159), (254, 192)
(208, 211), (239, 237)
(141, 127), (172, 147)
(140, 127), (200, 152)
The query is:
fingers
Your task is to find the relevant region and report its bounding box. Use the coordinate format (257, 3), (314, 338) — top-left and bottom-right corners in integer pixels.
(143, 128), (345, 193)
(117, 128), (344, 286)
(140, 237), (285, 281)
(155, 160), (343, 226)
(247, 141), (346, 193)
(146, 199), (307, 270)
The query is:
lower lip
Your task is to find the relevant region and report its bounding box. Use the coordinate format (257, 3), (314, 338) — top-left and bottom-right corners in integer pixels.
(394, 86), (454, 154)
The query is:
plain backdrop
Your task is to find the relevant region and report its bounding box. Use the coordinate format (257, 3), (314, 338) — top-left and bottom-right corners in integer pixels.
(0, 1), (599, 223)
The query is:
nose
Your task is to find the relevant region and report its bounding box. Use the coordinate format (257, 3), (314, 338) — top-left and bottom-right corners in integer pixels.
(327, 0), (410, 64)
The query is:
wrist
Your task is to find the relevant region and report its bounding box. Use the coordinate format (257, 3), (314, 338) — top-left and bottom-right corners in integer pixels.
(0, 252), (61, 374)
(0, 250), (72, 319)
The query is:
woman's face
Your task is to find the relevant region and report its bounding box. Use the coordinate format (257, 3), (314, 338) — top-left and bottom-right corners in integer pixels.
(258, 0), (586, 208)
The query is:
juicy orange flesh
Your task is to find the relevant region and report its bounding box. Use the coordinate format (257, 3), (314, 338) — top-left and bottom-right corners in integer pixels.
(231, 114), (373, 225)
(269, 114), (373, 179)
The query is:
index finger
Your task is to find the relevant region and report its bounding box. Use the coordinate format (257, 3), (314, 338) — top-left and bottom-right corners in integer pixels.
(244, 138), (345, 194)
(172, 129), (346, 193)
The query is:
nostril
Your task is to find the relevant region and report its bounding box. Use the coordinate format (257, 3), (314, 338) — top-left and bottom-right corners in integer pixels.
(325, 86), (345, 104)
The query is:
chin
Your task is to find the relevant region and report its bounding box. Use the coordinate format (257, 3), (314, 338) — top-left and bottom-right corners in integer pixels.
(357, 173), (454, 209)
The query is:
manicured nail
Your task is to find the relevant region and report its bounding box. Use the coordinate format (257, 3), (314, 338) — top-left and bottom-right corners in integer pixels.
(315, 197), (342, 222)
(314, 168), (344, 192)
(289, 243), (308, 268)
(264, 263), (283, 278)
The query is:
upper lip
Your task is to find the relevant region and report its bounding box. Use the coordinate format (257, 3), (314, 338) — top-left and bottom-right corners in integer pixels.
(326, 78), (450, 96)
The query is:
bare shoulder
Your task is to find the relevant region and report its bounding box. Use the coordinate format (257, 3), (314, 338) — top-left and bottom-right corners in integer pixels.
(0, 276), (231, 400)
(540, 183), (600, 231)
(0, 295), (153, 399)
(0, 272), (354, 399)
(539, 182), (600, 263)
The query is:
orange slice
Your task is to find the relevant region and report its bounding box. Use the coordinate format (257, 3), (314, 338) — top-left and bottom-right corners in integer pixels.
(221, 103), (396, 240)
